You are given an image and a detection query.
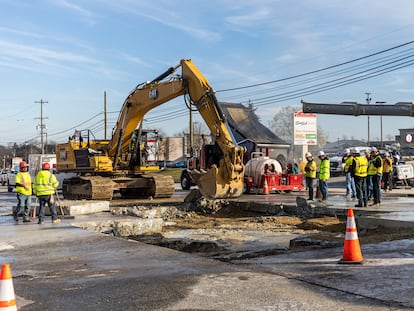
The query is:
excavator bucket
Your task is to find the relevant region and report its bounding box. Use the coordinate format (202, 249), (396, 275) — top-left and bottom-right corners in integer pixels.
(190, 166), (244, 199)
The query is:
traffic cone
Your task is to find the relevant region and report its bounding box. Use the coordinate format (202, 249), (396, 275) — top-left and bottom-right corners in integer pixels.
(339, 208), (364, 264)
(0, 264), (17, 310)
(262, 177), (269, 195)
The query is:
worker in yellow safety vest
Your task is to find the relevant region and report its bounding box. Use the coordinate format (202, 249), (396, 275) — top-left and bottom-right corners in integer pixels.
(13, 161), (32, 223)
(304, 152), (317, 201)
(382, 152), (393, 192)
(367, 147), (383, 208)
(342, 148), (356, 199)
(317, 150), (330, 204)
(33, 162), (60, 224)
(350, 147), (368, 207)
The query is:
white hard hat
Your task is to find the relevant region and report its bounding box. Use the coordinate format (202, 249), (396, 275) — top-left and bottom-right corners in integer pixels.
(371, 146), (378, 152)
(305, 152), (312, 158)
(317, 150), (325, 157)
(385, 152), (390, 157)
(351, 147), (360, 154)
(345, 148), (350, 154)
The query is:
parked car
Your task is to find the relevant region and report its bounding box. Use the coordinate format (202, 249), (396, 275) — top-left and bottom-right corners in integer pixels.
(174, 161), (186, 168)
(1, 170), (8, 186)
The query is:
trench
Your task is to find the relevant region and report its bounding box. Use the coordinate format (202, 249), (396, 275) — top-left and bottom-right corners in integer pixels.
(74, 196), (414, 262)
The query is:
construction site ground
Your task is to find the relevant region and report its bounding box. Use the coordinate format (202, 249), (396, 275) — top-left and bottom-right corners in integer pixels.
(1, 176), (414, 310)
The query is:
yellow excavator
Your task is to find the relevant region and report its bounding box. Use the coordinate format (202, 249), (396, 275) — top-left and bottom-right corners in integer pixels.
(56, 59), (245, 200)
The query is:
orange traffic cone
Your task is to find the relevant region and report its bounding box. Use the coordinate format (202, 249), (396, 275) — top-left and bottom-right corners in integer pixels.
(339, 208), (364, 264)
(0, 264), (17, 310)
(262, 177), (269, 195)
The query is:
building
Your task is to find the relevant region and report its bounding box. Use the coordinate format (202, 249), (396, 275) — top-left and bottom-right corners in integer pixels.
(220, 102), (290, 164)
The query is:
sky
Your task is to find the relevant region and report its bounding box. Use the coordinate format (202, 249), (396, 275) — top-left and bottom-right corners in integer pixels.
(1, 0), (414, 147)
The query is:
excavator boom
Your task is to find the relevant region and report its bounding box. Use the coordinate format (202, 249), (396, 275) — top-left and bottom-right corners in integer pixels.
(301, 100), (414, 116)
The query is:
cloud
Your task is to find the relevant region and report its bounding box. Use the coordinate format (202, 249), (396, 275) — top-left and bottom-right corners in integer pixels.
(51, 0), (96, 23)
(97, 0), (222, 42)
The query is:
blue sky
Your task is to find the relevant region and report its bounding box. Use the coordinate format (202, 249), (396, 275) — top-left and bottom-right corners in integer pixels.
(1, 0), (414, 146)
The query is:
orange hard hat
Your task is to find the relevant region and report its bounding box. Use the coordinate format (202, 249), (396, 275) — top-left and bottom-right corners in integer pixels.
(42, 162), (51, 170)
(19, 161), (27, 168)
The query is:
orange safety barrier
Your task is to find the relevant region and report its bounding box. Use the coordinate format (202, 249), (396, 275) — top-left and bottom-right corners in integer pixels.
(0, 264), (17, 310)
(339, 208), (364, 264)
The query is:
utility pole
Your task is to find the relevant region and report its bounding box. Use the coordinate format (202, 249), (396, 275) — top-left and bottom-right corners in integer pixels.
(104, 91), (107, 140)
(35, 99), (48, 154)
(365, 92), (371, 146)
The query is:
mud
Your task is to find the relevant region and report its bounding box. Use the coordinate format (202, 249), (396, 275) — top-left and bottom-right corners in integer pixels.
(121, 199), (414, 260)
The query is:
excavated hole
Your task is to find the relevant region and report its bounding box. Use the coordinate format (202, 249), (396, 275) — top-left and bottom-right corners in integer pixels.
(97, 197), (414, 261)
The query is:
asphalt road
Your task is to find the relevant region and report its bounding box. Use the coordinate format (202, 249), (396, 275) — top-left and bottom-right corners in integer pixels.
(1, 186), (414, 310)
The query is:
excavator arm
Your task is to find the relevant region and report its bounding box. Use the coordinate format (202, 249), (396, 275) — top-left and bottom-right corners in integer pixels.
(301, 100), (414, 116)
(108, 59), (245, 199)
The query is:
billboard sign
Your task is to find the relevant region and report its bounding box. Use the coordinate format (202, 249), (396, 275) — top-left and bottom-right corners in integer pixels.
(294, 111), (317, 145)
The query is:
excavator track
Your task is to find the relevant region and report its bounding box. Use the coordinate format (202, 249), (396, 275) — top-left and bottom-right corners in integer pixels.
(117, 175), (175, 199)
(62, 176), (115, 200)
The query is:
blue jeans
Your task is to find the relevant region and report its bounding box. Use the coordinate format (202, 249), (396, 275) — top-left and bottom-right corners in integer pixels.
(14, 194), (32, 219)
(345, 172), (356, 197)
(366, 175), (373, 199)
(38, 195), (58, 221)
(372, 174), (382, 204)
(354, 176), (367, 206)
(319, 180), (328, 200)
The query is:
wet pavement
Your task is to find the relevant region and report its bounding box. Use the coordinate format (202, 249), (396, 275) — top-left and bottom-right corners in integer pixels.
(2, 184), (414, 310)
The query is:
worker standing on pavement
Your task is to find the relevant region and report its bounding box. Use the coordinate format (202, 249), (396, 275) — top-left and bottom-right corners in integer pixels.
(342, 148), (356, 200)
(382, 152), (393, 192)
(368, 147), (383, 208)
(304, 152), (316, 201)
(33, 162), (60, 224)
(13, 161), (32, 223)
(350, 148), (369, 207)
(366, 148), (374, 202)
(317, 151), (330, 204)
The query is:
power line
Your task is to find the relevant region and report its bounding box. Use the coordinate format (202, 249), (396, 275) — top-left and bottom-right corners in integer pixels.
(216, 40), (414, 92)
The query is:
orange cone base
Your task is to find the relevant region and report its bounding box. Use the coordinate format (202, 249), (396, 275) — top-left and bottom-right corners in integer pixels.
(338, 257), (365, 264)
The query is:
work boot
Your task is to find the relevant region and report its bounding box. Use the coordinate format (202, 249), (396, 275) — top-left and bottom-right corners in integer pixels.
(23, 217), (31, 223)
(13, 215), (19, 222)
(52, 219), (61, 224)
(38, 220), (44, 225)
(354, 203), (363, 207)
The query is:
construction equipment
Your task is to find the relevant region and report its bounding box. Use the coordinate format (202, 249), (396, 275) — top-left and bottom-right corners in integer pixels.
(56, 59), (245, 200)
(243, 152), (304, 194)
(301, 100), (414, 116)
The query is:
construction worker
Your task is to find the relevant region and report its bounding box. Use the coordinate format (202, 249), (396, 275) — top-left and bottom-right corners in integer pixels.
(350, 148), (369, 207)
(33, 162), (60, 224)
(342, 148), (356, 199)
(368, 147), (383, 208)
(13, 161), (32, 222)
(365, 148), (374, 201)
(317, 150), (330, 204)
(304, 152), (316, 201)
(382, 152), (393, 192)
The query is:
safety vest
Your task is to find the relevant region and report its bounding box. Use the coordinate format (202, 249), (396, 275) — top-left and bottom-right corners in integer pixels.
(305, 160), (317, 178)
(368, 155), (383, 175)
(15, 171), (32, 196)
(354, 156), (368, 177)
(33, 170), (59, 196)
(344, 156), (353, 173)
(383, 158), (393, 173)
(319, 158), (330, 181)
